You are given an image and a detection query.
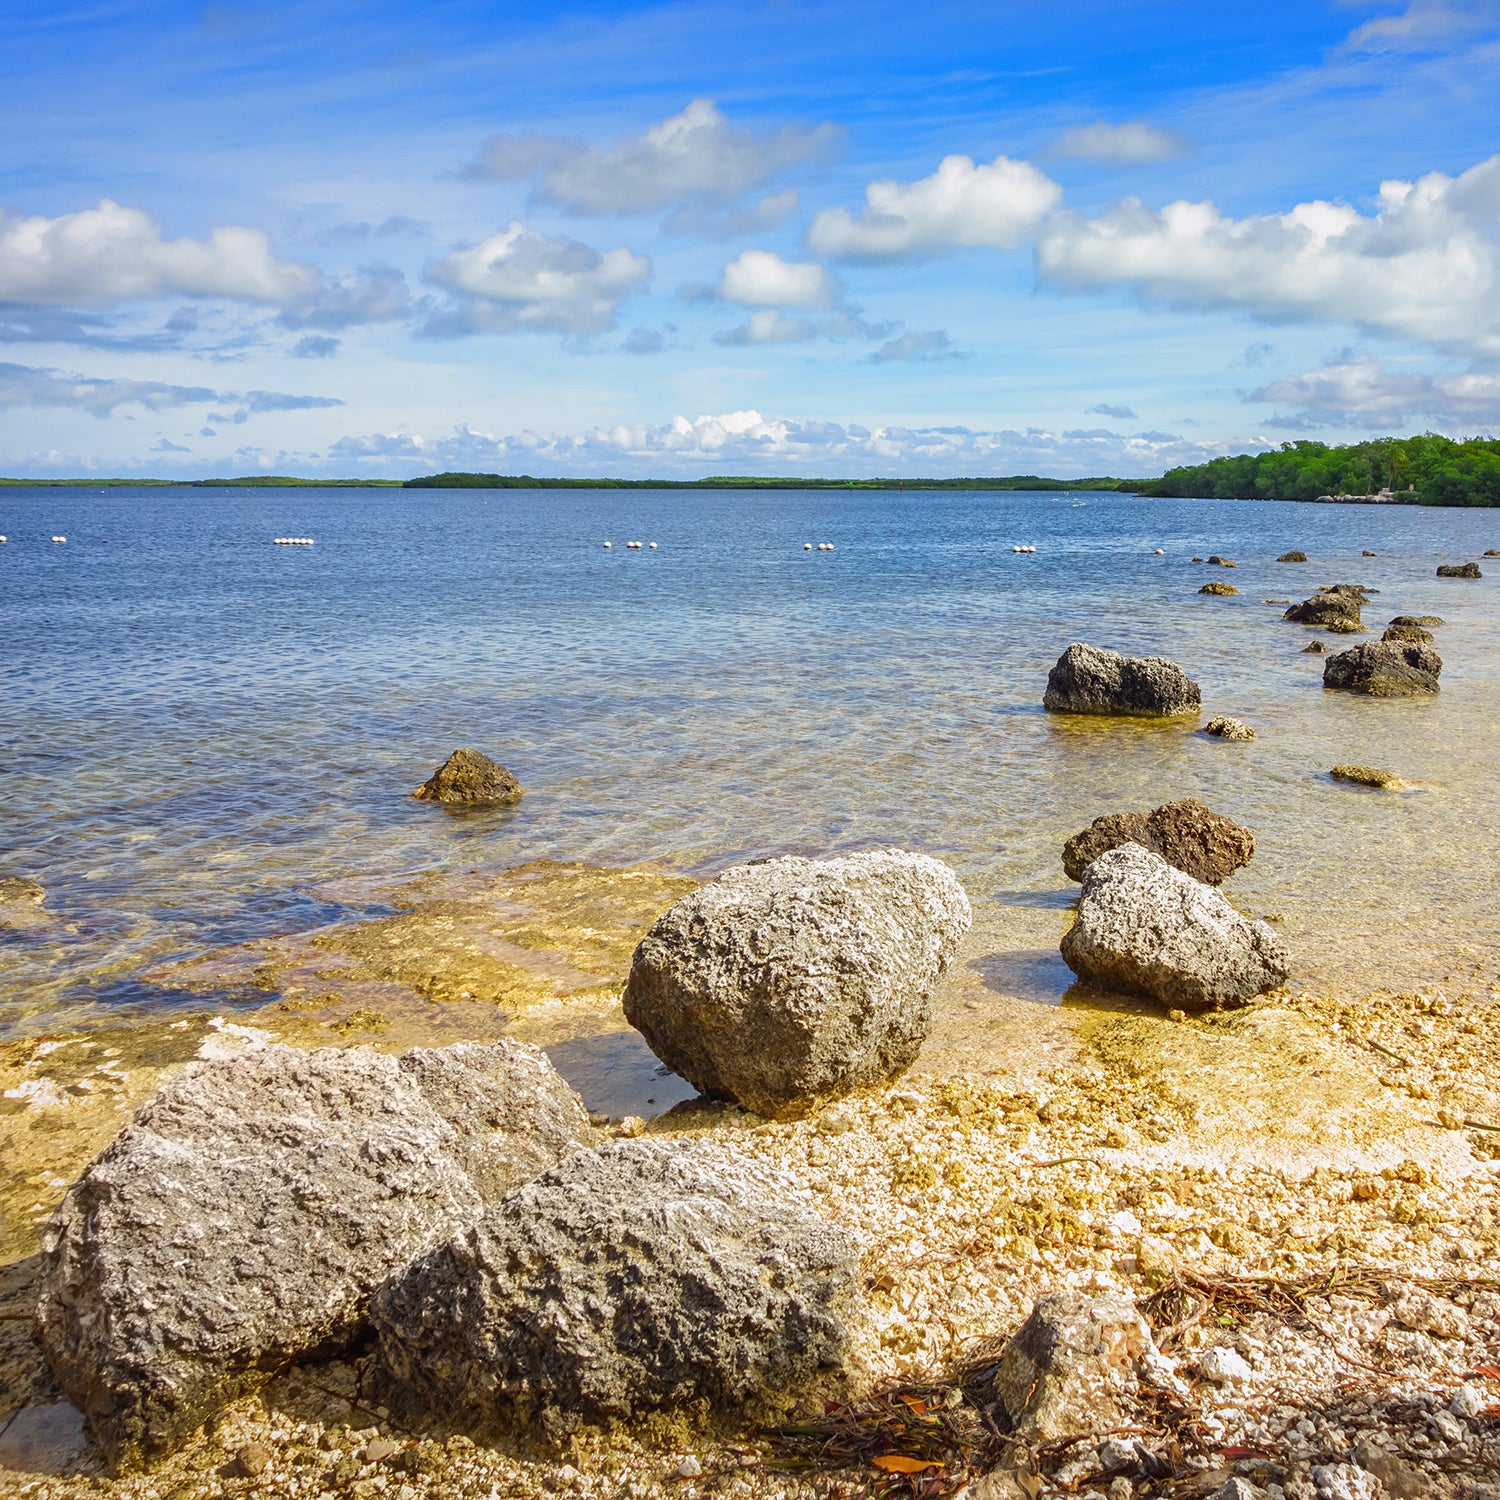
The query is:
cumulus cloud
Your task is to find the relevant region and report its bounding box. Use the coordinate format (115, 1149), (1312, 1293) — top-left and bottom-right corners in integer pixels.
(425, 221), (650, 335)
(1036, 155), (1500, 356)
(278, 264), (416, 331)
(713, 310), (818, 345)
(718, 249), (835, 309)
(868, 330), (966, 363)
(0, 360), (341, 419)
(1087, 402), (1138, 419)
(663, 190), (801, 238)
(1048, 121), (1185, 165)
(1245, 356), (1500, 428)
(467, 99), (841, 215)
(808, 154), (1061, 261)
(0, 200), (315, 308)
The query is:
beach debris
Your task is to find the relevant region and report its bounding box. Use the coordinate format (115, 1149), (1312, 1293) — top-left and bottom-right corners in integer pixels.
(1204, 715), (1255, 741)
(1382, 622), (1434, 645)
(35, 1039), (592, 1469)
(623, 850), (970, 1119)
(1436, 561), (1482, 577)
(1331, 764), (1405, 789)
(1323, 641), (1441, 697)
(413, 747), (523, 806)
(1042, 642), (1201, 718)
(1061, 844), (1290, 1010)
(372, 1140), (863, 1431)
(1199, 581), (1239, 595)
(1276, 550), (1308, 562)
(1063, 798), (1255, 885)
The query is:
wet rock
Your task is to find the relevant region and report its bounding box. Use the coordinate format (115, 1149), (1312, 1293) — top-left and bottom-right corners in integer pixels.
(1331, 765), (1403, 789)
(622, 850), (970, 1119)
(1283, 593), (1361, 629)
(1301, 641), (1328, 654)
(1199, 582), (1239, 596)
(989, 1290), (1166, 1440)
(1206, 555), (1236, 567)
(1389, 614), (1442, 627)
(1436, 561), (1482, 578)
(1382, 623), (1434, 645)
(1204, 716), (1254, 741)
(1363, 549), (1377, 556)
(1323, 642), (1440, 697)
(1060, 844), (1290, 1011)
(35, 1040), (587, 1469)
(1062, 799), (1255, 885)
(1042, 643), (1201, 718)
(0, 876), (44, 905)
(372, 1139), (863, 1431)
(1486, 549), (1500, 557)
(1276, 551), (1308, 563)
(413, 748), (522, 806)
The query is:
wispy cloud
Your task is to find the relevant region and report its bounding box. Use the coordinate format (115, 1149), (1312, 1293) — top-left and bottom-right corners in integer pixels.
(1047, 121), (1185, 165)
(868, 330), (967, 363)
(0, 360), (341, 419)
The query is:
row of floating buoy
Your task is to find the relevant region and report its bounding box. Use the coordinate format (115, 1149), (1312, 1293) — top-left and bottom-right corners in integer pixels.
(804, 542), (836, 551)
(52, 535), (66, 543)
(603, 541), (659, 549)
(273, 537), (315, 546)
(1012, 543), (1037, 553)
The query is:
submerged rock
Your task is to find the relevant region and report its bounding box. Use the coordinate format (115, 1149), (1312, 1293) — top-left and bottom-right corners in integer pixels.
(1301, 640), (1329, 654)
(623, 850), (969, 1119)
(1382, 623), (1434, 645)
(35, 1040), (590, 1469)
(0, 876), (43, 905)
(1283, 593), (1361, 629)
(413, 748), (523, 806)
(1389, 614), (1442, 627)
(1204, 716), (1254, 741)
(1062, 799), (1255, 885)
(1199, 581), (1239, 596)
(1205, 555), (1236, 567)
(1060, 844), (1289, 1010)
(1436, 561), (1482, 578)
(1331, 765), (1404, 790)
(1276, 551), (1308, 563)
(1323, 642), (1441, 697)
(372, 1139), (863, 1432)
(1042, 643), (1201, 718)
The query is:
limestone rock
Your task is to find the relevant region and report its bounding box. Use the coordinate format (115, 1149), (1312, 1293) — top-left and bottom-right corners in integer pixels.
(1206, 555), (1236, 567)
(0, 876), (44, 905)
(623, 850), (970, 1119)
(1301, 640), (1329, 654)
(35, 1040), (587, 1469)
(1486, 549), (1500, 557)
(1382, 623), (1434, 645)
(1283, 592), (1361, 629)
(1204, 716), (1254, 741)
(1331, 765), (1403, 789)
(1062, 799), (1254, 885)
(1042, 643), (1201, 718)
(413, 748), (522, 806)
(1199, 582), (1239, 596)
(1436, 561), (1482, 578)
(1323, 642), (1440, 697)
(1389, 614), (1442, 627)
(1060, 844), (1289, 1010)
(1276, 551), (1308, 562)
(372, 1139), (863, 1432)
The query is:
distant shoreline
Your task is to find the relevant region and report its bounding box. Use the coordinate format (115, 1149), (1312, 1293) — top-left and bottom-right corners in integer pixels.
(0, 473), (1138, 491)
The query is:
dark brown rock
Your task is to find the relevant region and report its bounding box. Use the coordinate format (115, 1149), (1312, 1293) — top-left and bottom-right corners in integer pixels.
(1276, 551), (1308, 563)
(1205, 555), (1236, 567)
(1283, 593), (1360, 629)
(1389, 614), (1442, 627)
(1436, 561), (1482, 578)
(1301, 640), (1328, 654)
(1198, 582), (1238, 596)
(1382, 623), (1434, 645)
(1323, 642), (1440, 697)
(413, 749), (522, 806)
(1062, 798), (1255, 885)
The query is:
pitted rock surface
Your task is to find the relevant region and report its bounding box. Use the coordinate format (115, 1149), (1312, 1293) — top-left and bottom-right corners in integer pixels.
(622, 850), (970, 1119)
(1062, 799), (1255, 885)
(1284, 589), (1364, 629)
(1060, 844), (1289, 1010)
(413, 747), (522, 805)
(1042, 643), (1200, 718)
(1323, 642), (1441, 697)
(372, 1139), (863, 1431)
(35, 1040), (588, 1469)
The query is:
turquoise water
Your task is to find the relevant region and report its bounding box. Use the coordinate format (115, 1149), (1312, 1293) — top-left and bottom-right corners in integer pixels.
(2, 484), (1497, 1031)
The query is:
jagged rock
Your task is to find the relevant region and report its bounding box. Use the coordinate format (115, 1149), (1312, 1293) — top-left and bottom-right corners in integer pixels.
(1042, 643), (1200, 718)
(1060, 844), (1289, 1010)
(35, 1041), (589, 1469)
(413, 748), (522, 806)
(987, 1290), (1174, 1440)
(1283, 593), (1360, 629)
(0, 876), (43, 905)
(1276, 551), (1308, 562)
(1199, 582), (1239, 596)
(1302, 640), (1329, 654)
(1062, 799), (1255, 885)
(1436, 561), (1482, 578)
(1382, 623), (1434, 645)
(1323, 642), (1440, 697)
(1204, 716), (1254, 741)
(372, 1139), (863, 1432)
(1389, 614), (1442, 627)
(622, 851), (969, 1119)
(1331, 765), (1403, 789)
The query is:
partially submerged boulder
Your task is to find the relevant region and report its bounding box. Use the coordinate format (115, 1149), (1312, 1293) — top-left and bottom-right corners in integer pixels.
(1389, 614), (1442, 627)
(0, 876), (44, 905)
(1204, 716), (1254, 741)
(1331, 765), (1404, 790)
(1062, 798), (1255, 885)
(1205, 555), (1236, 567)
(1042, 643), (1200, 718)
(1323, 642), (1441, 697)
(1060, 844), (1289, 1010)
(1382, 623), (1434, 645)
(35, 1041), (590, 1469)
(413, 748), (522, 806)
(1283, 592), (1361, 629)
(623, 851), (970, 1119)
(372, 1139), (863, 1433)
(1436, 561), (1482, 579)
(1301, 640), (1329, 654)
(1199, 582), (1238, 596)
(1276, 551), (1308, 563)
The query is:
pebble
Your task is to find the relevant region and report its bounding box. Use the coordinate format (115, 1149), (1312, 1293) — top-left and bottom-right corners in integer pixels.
(237, 1441), (273, 1476)
(675, 1456), (703, 1478)
(1199, 1345), (1255, 1385)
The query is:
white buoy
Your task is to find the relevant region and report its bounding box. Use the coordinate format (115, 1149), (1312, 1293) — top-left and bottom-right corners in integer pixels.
(0, 535), (7, 543)
(648, 541), (658, 549)
(1154, 548), (1165, 555)
(803, 542), (813, 551)
(603, 541), (612, 548)
(52, 535), (67, 543)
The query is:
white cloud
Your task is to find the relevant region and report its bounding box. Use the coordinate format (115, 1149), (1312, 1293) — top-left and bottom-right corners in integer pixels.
(1048, 121), (1185, 165)
(1246, 356), (1500, 428)
(467, 99), (841, 215)
(808, 154), (1062, 261)
(425, 221), (650, 335)
(278, 265), (416, 330)
(1036, 155), (1500, 355)
(713, 310), (819, 345)
(1342, 0), (1495, 54)
(663, 190), (801, 238)
(0, 200), (315, 308)
(718, 249), (834, 308)
(1087, 402), (1138, 419)
(868, 330), (965, 363)
(0, 360), (340, 419)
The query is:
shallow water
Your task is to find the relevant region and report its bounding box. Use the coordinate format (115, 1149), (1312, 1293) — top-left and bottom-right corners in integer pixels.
(2, 484), (1497, 1035)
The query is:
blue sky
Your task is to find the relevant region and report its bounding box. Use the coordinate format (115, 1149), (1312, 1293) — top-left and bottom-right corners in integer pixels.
(1, 0), (1498, 478)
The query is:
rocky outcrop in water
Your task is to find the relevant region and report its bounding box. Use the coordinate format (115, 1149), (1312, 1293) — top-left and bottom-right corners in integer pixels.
(1204, 716), (1254, 741)
(1060, 844), (1290, 1010)
(1062, 799), (1255, 885)
(1205, 555), (1236, 567)
(1332, 765), (1404, 790)
(1323, 642), (1441, 697)
(1382, 623), (1434, 646)
(1436, 562), (1482, 579)
(1389, 614), (1442, 627)
(1199, 582), (1238, 596)
(0, 876), (43, 905)
(1301, 641), (1329, 654)
(413, 748), (523, 806)
(1042, 644), (1200, 718)
(623, 851), (969, 1119)
(372, 1140), (863, 1434)
(1283, 592), (1361, 629)
(1276, 551), (1308, 563)
(35, 1041), (590, 1469)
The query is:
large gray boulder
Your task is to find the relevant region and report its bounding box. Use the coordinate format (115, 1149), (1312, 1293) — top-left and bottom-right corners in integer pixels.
(1060, 844), (1289, 1010)
(622, 851), (970, 1120)
(1322, 641), (1440, 697)
(35, 1040), (591, 1470)
(1042, 643), (1200, 718)
(372, 1139), (863, 1434)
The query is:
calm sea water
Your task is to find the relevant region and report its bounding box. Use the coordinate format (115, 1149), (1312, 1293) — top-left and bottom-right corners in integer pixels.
(2, 484), (1497, 1033)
